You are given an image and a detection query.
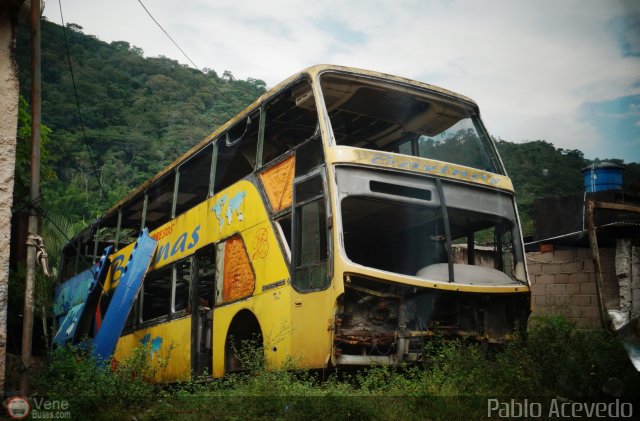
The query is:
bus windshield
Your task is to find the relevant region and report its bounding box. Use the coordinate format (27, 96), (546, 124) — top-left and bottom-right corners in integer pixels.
(320, 73), (503, 174)
(336, 167), (526, 285)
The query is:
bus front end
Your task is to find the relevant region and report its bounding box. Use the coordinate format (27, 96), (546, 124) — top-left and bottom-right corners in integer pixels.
(317, 68), (531, 365)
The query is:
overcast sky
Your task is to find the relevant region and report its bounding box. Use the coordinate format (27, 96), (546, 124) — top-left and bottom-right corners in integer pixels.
(44, 0), (640, 162)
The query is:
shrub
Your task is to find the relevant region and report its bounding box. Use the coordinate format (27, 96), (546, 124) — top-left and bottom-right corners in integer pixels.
(35, 316), (640, 419)
(33, 342), (156, 420)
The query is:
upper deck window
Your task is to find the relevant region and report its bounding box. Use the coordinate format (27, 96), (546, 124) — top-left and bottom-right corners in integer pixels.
(214, 110), (260, 192)
(262, 79), (318, 166)
(319, 73), (504, 175)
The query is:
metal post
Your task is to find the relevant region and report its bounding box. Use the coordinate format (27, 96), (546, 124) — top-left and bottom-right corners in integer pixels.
(19, 0), (41, 396)
(585, 199), (608, 329)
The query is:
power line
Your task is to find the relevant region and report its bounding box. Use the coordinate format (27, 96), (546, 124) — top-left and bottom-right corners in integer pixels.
(57, 0), (109, 200)
(137, 0), (233, 102)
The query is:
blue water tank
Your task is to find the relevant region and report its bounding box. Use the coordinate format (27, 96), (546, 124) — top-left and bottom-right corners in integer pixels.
(581, 162), (624, 192)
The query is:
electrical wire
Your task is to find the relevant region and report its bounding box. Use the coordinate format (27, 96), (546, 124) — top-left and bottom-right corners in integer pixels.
(57, 0), (109, 200)
(136, 0), (233, 103)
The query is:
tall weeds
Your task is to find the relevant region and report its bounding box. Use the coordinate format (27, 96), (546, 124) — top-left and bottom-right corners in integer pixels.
(34, 316), (639, 420)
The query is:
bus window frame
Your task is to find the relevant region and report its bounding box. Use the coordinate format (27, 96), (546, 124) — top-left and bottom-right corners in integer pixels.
(140, 256), (193, 327)
(213, 109), (261, 193)
(258, 76), (318, 169)
(143, 171), (177, 232)
(291, 167), (332, 293)
(175, 142), (215, 217)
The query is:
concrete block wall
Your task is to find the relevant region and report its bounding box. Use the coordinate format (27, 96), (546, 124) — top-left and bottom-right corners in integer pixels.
(526, 247), (619, 329)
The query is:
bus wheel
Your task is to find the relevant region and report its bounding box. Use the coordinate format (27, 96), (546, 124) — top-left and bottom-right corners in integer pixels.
(224, 310), (263, 373)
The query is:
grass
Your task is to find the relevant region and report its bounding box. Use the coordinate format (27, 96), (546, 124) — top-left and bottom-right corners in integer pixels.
(31, 316), (640, 420)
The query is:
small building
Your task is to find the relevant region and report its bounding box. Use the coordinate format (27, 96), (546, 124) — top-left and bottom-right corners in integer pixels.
(525, 162), (639, 366)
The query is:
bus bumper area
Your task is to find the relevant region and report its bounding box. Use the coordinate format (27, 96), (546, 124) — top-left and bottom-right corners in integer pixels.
(333, 277), (530, 365)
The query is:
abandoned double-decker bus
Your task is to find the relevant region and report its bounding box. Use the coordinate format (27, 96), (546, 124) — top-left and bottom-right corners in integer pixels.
(54, 64), (530, 381)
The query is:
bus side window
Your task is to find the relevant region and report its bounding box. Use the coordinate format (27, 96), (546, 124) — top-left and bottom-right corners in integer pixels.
(175, 144), (213, 217)
(292, 173), (329, 291)
(145, 172), (176, 231)
(122, 295), (138, 334)
(262, 79), (318, 167)
(119, 193), (145, 247)
(195, 244), (216, 308)
(60, 246), (77, 280)
(173, 259), (191, 314)
(215, 110), (260, 192)
(294, 133), (324, 176)
(142, 266), (172, 322)
(275, 214), (292, 261)
(76, 226), (98, 270)
(96, 212), (119, 259)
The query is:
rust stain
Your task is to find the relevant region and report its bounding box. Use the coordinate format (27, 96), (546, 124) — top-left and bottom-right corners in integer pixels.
(334, 330), (396, 346)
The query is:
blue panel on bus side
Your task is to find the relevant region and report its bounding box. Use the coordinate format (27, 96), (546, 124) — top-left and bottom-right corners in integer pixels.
(52, 246), (114, 346)
(52, 303), (85, 346)
(93, 229), (157, 363)
(73, 245), (113, 342)
(53, 267), (95, 317)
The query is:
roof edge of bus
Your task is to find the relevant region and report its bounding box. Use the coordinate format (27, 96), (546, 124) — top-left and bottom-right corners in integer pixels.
(94, 64), (480, 235)
(302, 64), (478, 106)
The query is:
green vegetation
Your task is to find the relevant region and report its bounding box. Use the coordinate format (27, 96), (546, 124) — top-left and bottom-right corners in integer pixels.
(34, 341), (156, 416)
(33, 316), (639, 420)
(14, 19), (267, 223)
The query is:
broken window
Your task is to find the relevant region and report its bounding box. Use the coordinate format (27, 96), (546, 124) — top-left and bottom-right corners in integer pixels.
(142, 266), (172, 322)
(292, 173), (329, 291)
(145, 173), (176, 231)
(214, 110), (260, 192)
(119, 193), (145, 246)
(342, 196), (446, 276)
(320, 72), (503, 174)
(176, 144), (213, 217)
(122, 295), (139, 334)
(261, 79), (318, 166)
(195, 244), (216, 308)
(275, 214), (292, 260)
(173, 259), (191, 314)
(95, 212), (119, 257)
(141, 258), (194, 324)
(337, 167), (525, 285)
(59, 246), (77, 280)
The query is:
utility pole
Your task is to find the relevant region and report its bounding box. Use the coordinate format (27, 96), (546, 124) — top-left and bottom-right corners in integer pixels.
(20, 0), (41, 397)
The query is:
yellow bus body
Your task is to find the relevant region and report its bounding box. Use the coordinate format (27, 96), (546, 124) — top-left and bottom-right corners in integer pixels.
(56, 65), (531, 381)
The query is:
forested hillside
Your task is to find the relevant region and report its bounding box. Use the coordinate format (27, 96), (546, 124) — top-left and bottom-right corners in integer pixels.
(14, 19), (266, 223)
(13, 20), (640, 236)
